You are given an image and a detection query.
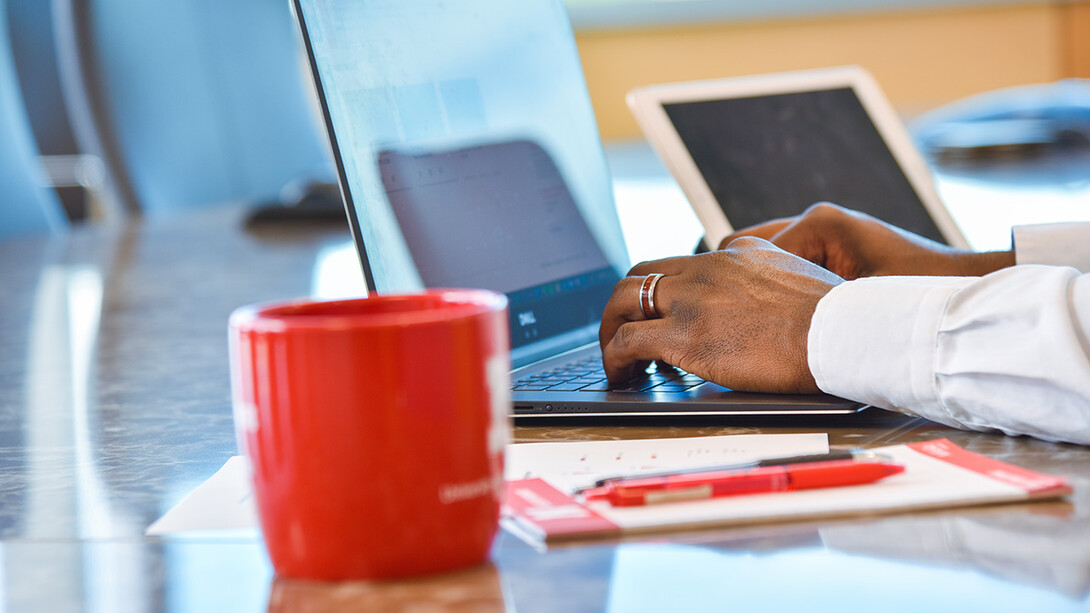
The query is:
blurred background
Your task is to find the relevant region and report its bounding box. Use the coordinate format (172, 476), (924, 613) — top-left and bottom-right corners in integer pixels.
(3, 0), (1088, 245)
(568, 0), (1089, 139)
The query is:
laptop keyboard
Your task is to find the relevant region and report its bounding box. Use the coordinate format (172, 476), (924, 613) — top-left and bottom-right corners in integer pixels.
(511, 356), (706, 393)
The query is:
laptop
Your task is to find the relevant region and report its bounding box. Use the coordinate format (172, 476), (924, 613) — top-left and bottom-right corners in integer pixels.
(290, 0), (864, 418)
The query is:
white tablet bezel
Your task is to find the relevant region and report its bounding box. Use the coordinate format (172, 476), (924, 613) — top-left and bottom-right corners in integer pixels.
(626, 65), (968, 249)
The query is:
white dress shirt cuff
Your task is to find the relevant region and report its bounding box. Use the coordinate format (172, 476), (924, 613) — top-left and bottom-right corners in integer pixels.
(807, 276), (973, 417)
(1013, 222), (1090, 273)
(808, 268), (1090, 444)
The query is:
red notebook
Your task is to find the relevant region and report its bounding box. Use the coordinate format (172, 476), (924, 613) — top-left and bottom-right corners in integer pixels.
(502, 438), (1071, 544)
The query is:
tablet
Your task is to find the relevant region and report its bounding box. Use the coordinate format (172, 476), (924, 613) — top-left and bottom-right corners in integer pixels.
(627, 66), (968, 249)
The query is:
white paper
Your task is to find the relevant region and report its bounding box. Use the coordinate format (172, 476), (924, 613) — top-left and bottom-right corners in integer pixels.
(146, 456), (259, 536)
(147, 433), (827, 535)
(506, 433), (829, 493)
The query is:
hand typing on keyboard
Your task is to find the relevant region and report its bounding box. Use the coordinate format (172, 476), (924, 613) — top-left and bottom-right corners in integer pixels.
(513, 359), (704, 393)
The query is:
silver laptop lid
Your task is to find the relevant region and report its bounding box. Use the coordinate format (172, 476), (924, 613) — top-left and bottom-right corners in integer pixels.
(292, 0), (630, 368)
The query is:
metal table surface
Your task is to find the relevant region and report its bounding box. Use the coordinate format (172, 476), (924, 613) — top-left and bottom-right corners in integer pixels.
(1, 148), (1088, 611)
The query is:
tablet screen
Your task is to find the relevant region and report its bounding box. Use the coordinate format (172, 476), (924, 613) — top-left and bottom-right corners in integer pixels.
(662, 87), (946, 243)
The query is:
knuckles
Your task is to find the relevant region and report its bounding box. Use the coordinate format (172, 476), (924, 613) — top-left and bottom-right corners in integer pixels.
(722, 236), (767, 251)
(609, 321), (640, 351)
(802, 201), (844, 219)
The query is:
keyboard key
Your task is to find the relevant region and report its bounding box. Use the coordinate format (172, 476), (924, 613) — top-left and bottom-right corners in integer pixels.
(513, 356), (711, 394)
(646, 383), (694, 392)
(608, 381), (647, 392)
(546, 382), (588, 391)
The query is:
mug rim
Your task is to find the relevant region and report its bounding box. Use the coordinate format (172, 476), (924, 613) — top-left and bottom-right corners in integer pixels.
(229, 289), (507, 332)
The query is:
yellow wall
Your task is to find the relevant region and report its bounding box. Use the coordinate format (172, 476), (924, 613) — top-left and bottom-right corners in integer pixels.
(576, 2), (1089, 141)
(1062, 1), (1090, 76)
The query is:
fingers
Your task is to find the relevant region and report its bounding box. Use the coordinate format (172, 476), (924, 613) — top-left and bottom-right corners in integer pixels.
(599, 257), (684, 349)
(716, 218), (794, 250)
(598, 264), (683, 382)
(765, 203), (867, 279)
(601, 319), (672, 383)
(599, 275), (640, 357)
(598, 271), (674, 352)
(716, 203), (852, 252)
(724, 204), (843, 273)
(762, 221), (826, 267)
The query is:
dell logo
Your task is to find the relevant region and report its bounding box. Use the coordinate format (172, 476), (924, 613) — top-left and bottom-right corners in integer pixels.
(518, 310), (537, 327)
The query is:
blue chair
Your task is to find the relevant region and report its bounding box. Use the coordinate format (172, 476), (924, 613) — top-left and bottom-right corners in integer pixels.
(53, 0), (335, 216)
(0, 0), (67, 240)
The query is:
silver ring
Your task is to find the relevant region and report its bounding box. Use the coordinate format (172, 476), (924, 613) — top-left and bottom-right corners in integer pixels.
(639, 273), (664, 320)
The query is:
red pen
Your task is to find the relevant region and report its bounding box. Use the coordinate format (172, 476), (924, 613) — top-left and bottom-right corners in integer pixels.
(581, 459), (905, 507)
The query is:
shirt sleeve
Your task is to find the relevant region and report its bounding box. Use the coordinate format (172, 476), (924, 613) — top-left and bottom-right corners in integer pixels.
(807, 266), (1090, 445)
(1013, 222), (1090, 273)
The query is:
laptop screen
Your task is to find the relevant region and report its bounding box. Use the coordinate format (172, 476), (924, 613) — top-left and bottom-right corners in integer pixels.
(293, 0), (629, 367)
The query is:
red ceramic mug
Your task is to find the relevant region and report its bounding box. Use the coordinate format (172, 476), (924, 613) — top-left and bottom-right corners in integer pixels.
(229, 290), (511, 580)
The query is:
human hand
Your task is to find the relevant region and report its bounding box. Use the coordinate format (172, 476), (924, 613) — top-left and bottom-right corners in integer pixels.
(716, 203), (1014, 279)
(599, 237), (843, 393)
